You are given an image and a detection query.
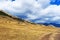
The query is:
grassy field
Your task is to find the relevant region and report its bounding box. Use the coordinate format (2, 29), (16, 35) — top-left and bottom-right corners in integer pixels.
(0, 11), (60, 40)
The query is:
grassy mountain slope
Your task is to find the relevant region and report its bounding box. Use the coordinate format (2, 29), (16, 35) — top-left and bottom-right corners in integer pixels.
(0, 11), (60, 40)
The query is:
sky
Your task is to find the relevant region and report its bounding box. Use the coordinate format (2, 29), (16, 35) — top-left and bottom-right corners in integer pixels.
(0, 0), (60, 27)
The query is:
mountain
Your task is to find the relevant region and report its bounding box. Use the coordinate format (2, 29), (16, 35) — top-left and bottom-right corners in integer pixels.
(0, 11), (60, 40)
(39, 23), (60, 27)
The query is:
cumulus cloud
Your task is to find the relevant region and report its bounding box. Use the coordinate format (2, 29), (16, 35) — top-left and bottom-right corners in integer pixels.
(0, 0), (60, 24)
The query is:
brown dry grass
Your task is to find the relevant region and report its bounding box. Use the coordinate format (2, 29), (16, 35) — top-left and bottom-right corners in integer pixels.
(0, 13), (60, 40)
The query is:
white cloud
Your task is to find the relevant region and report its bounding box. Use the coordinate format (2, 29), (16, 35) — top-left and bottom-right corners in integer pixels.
(0, 0), (60, 24)
(52, 16), (60, 21)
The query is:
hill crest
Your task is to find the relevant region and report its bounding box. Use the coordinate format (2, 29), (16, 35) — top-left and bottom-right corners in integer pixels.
(0, 10), (60, 40)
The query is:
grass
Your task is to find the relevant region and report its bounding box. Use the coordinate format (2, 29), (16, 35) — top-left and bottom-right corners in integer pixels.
(0, 11), (60, 40)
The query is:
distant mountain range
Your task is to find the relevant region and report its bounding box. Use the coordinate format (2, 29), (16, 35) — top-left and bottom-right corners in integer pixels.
(41, 23), (60, 27)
